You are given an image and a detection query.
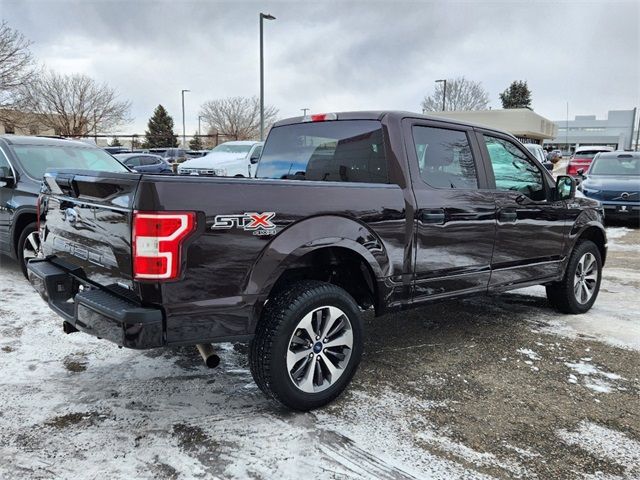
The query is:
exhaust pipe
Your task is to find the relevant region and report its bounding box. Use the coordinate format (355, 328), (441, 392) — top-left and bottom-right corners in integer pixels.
(196, 343), (220, 368)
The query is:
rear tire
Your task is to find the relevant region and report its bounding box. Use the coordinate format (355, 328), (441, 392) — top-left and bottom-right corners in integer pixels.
(249, 280), (363, 411)
(17, 222), (39, 279)
(546, 240), (602, 314)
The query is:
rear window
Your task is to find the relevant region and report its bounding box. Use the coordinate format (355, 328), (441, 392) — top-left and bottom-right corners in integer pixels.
(13, 145), (128, 180)
(256, 120), (388, 183)
(574, 151), (606, 159)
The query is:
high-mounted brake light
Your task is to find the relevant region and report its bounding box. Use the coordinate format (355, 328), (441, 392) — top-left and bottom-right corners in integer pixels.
(303, 112), (338, 122)
(133, 211), (196, 281)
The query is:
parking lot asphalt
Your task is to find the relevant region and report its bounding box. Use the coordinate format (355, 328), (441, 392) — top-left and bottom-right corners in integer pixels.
(1, 225), (639, 479)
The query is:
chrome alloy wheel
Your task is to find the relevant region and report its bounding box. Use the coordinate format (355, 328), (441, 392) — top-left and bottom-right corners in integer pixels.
(574, 252), (598, 304)
(22, 231), (41, 264)
(286, 305), (353, 393)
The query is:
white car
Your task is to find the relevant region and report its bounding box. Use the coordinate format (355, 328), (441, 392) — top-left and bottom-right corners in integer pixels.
(177, 141), (263, 177)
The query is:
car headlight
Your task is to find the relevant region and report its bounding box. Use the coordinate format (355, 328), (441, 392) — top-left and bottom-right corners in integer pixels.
(214, 168), (227, 176)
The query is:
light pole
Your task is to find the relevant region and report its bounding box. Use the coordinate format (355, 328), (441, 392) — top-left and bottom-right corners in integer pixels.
(436, 79), (447, 111)
(198, 115), (203, 137)
(181, 89), (190, 147)
(260, 12), (276, 140)
(301, 108), (310, 116)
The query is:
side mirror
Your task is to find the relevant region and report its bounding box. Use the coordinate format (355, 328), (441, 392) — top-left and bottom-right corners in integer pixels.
(556, 175), (576, 201)
(544, 162), (554, 171)
(0, 166), (15, 187)
(250, 154), (260, 164)
(576, 168), (585, 176)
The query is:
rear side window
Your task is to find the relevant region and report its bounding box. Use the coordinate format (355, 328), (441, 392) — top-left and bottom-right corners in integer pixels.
(126, 156), (142, 167)
(412, 126), (478, 189)
(257, 120), (388, 183)
(13, 145), (128, 180)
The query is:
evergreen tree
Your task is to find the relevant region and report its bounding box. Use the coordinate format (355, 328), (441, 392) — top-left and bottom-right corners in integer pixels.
(144, 105), (178, 148)
(109, 137), (122, 147)
(189, 132), (203, 150)
(499, 81), (532, 109)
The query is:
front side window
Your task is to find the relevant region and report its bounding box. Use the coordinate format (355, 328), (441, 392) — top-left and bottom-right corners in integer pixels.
(13, 145), (128, 180)
(484, 135), (545, 201)
(141, 156), (159, 166)
(257, 120), (388, 183)
(412, 126), (478, 189)
(125, 156), (142, 167)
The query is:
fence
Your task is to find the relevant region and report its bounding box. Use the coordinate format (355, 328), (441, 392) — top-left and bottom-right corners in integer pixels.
(68, 133), (241, 150)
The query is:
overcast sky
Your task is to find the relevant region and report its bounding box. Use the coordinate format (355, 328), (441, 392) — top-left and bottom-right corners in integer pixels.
(2, 0), (639, 135)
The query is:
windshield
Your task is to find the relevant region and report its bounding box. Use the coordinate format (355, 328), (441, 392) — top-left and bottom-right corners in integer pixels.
(211, 144), (253, 154)
(13, 145), (128, 179)
(590, 156), (640, 175)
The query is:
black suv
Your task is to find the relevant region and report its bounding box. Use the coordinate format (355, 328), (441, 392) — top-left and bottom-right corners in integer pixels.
(0, 135), (127, 276)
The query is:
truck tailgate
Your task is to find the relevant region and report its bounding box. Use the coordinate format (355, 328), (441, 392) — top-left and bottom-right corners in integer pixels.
(40, 170), (142, 289)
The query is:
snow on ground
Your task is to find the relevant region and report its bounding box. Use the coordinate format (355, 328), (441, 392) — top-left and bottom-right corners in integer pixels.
(1, 224), (639, 479)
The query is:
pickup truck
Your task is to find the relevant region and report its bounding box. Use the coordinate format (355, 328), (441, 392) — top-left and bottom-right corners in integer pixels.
(27, 111), (607, 411)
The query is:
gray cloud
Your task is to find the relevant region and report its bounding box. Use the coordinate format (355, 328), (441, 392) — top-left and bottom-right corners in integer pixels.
(2, 0), (638, 134)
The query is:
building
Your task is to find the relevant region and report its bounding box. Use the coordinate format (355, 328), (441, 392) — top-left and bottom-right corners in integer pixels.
(543, 109), (636, 153)
(433, 108), (557, 145)
(0, 109), (57, 136)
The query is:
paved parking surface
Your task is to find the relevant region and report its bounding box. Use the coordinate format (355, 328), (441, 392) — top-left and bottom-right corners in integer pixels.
(1, 225), (639, 479)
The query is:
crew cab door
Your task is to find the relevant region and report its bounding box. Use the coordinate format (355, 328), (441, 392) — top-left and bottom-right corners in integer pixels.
(477, 131), (567, 288)
(0, 146), (14, 255)
(403, 119), (496, 302)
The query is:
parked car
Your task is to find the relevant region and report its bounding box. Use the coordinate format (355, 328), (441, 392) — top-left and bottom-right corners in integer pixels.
(523, 143), (554, 171)
(567, 146), (614, 176)
(103, 146), (130, 155)
(0, 135), (129, 276)
(178, 141), (263, 177)
(28, 111), (606, 411)
(161, 148), (190, 164)
(581, 151), (640, 222)
(114, 153), (172, 174)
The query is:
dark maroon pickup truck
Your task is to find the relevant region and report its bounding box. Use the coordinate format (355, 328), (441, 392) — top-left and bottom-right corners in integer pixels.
(28, 111), (606, 410)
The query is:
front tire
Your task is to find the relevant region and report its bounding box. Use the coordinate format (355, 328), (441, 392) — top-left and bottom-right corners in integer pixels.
(249, 281), (364, 411)
(546, 240), (602, 314)
(17, 222), (40, 279)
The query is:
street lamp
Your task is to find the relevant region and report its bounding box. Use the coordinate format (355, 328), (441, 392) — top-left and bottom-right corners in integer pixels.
(181, 89), (190, 147)
(260, 12), (276, 141)
(301, 108), (310, 116)
(435, 79), (447, 111)
(198, 115), (204, 137)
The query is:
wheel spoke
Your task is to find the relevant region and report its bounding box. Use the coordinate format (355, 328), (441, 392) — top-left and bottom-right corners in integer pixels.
(298, 359), (316, 393)
(297, 311), (317, 341)
(574, 281), (582, 299)
(27, 233), (39, 252)
(584, 254), (596, 275)
(290, 356), (311, 380)
(320, 353), (340, 381)
(323, 328), (353, 349)
(287, 348), (311, 366)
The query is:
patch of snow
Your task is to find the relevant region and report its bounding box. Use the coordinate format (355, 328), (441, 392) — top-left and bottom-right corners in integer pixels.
(558, 421), (640, 477)
(564, 361), (625, 394)
(517, 348), (540, 361)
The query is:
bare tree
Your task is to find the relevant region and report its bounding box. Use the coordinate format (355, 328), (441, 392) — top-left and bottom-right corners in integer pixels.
(19, 71), (131, 136)
(421, 76), (490, 112)
(0, 21), (37, 123)
(199, 96), (278, 140)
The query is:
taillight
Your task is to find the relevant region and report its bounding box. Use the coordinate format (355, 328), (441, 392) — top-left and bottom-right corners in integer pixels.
(132, 211), (196, 281)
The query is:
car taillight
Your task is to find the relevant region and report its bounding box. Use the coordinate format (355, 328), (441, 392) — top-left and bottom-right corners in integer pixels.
(132, 211), (196, 281)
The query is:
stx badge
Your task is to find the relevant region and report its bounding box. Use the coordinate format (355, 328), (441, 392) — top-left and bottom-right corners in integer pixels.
(211, 212), (277, 236)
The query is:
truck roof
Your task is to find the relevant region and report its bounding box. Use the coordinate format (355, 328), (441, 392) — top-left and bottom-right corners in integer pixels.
(272, 110), (512, 136)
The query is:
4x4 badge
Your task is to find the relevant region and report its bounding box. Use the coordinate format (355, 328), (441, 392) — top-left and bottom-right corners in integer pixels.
(211, 212), (276, 235)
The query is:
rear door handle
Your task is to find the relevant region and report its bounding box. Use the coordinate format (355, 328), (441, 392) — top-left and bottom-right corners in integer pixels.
(499, 208), (517, 223)
(419, 209), (445, 225)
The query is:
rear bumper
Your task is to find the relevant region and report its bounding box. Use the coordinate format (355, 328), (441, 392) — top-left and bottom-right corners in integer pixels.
(27, 259), (164, 349)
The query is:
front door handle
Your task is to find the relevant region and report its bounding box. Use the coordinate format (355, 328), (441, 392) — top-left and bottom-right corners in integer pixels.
(419, 209), (445, 225)
(499, 208), (517, 223)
